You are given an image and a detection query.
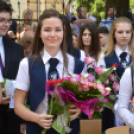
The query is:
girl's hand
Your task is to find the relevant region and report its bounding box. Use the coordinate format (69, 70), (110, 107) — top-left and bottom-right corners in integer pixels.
(36, 114), (54, 129)
(69, 104), (81, 120)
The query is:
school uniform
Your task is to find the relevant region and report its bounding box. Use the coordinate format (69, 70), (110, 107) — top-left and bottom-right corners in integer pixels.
(97, 45), (132, 132)
(74, 48), (85, 62)
(15, 49), (87, 134)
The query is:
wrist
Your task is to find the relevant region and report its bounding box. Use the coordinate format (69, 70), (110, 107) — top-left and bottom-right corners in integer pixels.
(33, 113), (39, 123)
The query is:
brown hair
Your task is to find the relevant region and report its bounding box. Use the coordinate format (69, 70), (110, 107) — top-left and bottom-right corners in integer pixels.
(101, 17), (134, 58)
(98, 26), (109, 34)
(31, 9), (68, 71)
(19, 36), (33, 49)
(77, 23), (101, 61)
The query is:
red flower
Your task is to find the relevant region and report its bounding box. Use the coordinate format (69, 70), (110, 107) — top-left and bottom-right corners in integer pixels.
(46, 79), (63, 85)
(111, 63), (118, 68)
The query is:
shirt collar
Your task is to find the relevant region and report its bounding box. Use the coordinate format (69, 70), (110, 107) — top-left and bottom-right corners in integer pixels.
(0, 37), (3, 45)
(42, 49), (63, 64)
(115, 45), (130, 57)
(107, 16), (116, 20)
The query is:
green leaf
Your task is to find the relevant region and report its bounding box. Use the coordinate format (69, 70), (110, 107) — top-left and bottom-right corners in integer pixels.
(109, 94), (117, 101)
(94, 111), (102, 119)
(52, 104), (71, 134)
(48, 95), (64, 116)
(52, 118), (64, 133)
(95, 67), (114, 84)
(25, 104), (30, 109)
(103, 102), (114, 112)
(1, 78), (6, 88)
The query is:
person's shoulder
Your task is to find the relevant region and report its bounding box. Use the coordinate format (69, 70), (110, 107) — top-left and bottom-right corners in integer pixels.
(100, 18), (107, 22)
(67, 53), (74, 63)
(99, 52), (105, 59)
(3, 36), (22, 48)
(20, 57), (28, 66)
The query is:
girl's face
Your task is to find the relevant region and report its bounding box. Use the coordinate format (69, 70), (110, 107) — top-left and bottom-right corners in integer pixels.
(72, 35), (77, 47)
(114, 22), (132, 47)
(82, 29), (92, 46)
(40, 17), (63, 51)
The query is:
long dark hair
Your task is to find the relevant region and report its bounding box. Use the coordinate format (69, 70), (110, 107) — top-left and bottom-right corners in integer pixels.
(61, 15), (75, 56)
(77, 23), (101, 61)
(31, 9), (68, 70)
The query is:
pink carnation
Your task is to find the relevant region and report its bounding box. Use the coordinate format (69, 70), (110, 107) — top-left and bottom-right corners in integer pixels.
(97, 84), (110, 96)
(95, 67), (103, 76)
(104, 79), (109, 85)
(109, 74), (116, 82)
(84, 56), (94, 65)
(113, 82), (120, 92)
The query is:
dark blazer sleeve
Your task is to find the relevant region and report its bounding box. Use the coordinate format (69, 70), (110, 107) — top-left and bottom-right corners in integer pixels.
(3, 36), (24, 79)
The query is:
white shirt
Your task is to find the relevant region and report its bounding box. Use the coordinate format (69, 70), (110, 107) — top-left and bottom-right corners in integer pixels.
(80, 50), (86, 62)
(0, 37), (5, 67)
(117, 67), (134, 130)
(15, 49), (87, 114)
(97, 45), (131, 68)
(0, 69), (3, 82)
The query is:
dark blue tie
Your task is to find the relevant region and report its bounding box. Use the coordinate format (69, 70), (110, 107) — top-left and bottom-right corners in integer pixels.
(48, 58), (59, 80)
(120, 52), (127, 69)
(0, 54), (4, 75)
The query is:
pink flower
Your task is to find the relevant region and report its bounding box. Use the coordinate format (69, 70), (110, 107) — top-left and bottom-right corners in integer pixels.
(104, 79), (109, 85)
(109, 74), (116, 82)
(80, 74), (89, 84)
(78, 83), (89, 91)
(88, 82), (97, 89)
(88, 74), (95, 82)
(95, 67), (103, 76)
(69, 75), (81, 83)
(84, 56), (94, 65)
(113, 82), (120, 92)
(97, 84), (110, 96)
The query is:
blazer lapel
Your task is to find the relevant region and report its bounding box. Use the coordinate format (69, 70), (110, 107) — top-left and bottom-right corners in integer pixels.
(3, 37), (12, 78)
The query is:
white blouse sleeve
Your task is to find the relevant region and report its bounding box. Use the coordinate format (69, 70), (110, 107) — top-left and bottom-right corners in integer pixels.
(117, 67), (134, 129)
(0, 69), (3, 83)
(15, 58), (30, 91)
(97, 53), (106, 68)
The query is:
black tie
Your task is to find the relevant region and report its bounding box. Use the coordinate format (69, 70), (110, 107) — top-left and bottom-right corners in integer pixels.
(48, 58), (59, 80)
(120, 52), (127, 69)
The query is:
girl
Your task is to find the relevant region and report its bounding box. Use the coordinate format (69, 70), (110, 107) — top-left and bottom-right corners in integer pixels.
(77, 23), (101, 62)
(14, 9), (86, 134)
(117, 58), (134, 134)
(97, 17), (134, 132)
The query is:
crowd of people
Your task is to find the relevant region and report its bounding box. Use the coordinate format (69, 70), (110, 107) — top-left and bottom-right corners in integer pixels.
(0, 0), (134, 134)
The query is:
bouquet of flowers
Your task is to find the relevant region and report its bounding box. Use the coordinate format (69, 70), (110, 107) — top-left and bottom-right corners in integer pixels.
(42, 70), (117, 133)
(84, 56), (120, 101)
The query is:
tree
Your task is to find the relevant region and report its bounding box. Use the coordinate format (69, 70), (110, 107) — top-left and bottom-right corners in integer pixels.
(106, 0), (129, 17)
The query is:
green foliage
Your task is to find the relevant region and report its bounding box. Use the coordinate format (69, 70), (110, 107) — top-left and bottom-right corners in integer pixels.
(94, 111), (102, 119)
(75, 0), (107, 25)
(130, 0), (134, 9)
(1, 78), (6, 88)
(94, 67), (114, 84)
(47, 95), (64, 115)
(60, 80), (102, 101)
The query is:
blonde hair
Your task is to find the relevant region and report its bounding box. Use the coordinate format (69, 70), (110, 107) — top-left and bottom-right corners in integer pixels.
(101, 17), (134, 58)
(22, 8), (33, 18)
